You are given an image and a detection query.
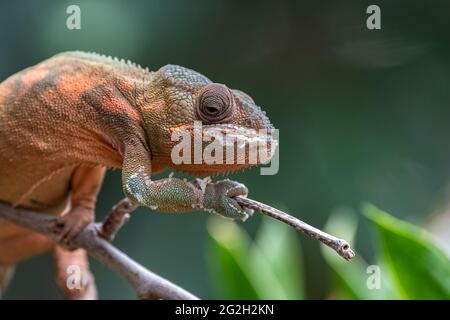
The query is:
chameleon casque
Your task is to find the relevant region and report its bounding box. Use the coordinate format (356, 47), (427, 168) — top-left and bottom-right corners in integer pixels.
(0, 51), (275, 299)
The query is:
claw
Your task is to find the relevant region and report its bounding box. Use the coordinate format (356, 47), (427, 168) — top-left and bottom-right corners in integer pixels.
(203, 180), (251, 221)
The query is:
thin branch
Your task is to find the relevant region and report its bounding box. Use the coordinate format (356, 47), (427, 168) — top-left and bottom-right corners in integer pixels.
(0, 191), (354, 300)
(0, 201), (198, 300)
(235, 196), (356, 260)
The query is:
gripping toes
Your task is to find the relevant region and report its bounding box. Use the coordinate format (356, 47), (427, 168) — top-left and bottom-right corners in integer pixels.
(53, 206), (94, 248)
(203, 180), (254, 221)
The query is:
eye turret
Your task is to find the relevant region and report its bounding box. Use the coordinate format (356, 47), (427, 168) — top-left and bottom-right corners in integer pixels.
(196, 83), (234, 123)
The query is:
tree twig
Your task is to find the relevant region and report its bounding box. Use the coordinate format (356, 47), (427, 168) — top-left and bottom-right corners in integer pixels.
(235, 196), (356, 260)
(0, 201), (198, 300)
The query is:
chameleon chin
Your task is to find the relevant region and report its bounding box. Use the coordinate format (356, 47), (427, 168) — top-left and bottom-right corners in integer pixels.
(0, 51), (276, 299)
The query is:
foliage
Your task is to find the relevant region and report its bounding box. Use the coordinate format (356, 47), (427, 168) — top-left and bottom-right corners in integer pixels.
(206, 216), (304, 299)
(207, 204), (450, 299)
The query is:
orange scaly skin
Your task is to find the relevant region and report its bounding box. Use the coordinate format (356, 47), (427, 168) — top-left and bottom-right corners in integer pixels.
(0, 51), (275, 299)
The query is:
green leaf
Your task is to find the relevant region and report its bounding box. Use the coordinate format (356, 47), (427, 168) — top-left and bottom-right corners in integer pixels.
(253, 217), (304, 299)
(364, 203), (450, 299)
(206, 218), (260, 299)
(206, 214), (304, 299)
(322, 207), (396, 299)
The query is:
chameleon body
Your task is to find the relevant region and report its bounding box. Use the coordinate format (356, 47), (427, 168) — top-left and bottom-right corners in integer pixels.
(0, 52), (275, 298)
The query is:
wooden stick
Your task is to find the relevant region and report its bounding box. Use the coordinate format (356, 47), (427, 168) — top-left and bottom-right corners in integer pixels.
(0, 201), (198, 300)
(235, 196), (355, 260)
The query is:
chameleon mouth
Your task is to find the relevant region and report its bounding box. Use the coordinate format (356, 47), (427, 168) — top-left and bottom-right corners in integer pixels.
(167, 123), (278, 175)
(202, 124), (277, 163)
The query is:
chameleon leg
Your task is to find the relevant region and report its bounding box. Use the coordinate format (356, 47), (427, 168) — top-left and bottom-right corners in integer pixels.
(53, 246), (97, 300)
(51, 165), (103, 298)
(122, 142), (253, 220)
(54, 165), (106, 245)
(0, 265), (14, 298)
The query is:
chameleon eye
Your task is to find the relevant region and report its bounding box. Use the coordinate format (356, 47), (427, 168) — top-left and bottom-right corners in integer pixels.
(196, 83), (234, 123)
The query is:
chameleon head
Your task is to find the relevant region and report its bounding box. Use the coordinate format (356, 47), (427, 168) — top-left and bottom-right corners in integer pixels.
(141, 64), (277, 175)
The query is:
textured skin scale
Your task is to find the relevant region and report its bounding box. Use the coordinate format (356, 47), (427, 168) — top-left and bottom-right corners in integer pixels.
(0, 51), (275, 298)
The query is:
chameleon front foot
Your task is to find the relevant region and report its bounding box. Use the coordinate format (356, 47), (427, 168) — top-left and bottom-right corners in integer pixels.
(203, 179), (254, 221)
(123, 171), (254, 222)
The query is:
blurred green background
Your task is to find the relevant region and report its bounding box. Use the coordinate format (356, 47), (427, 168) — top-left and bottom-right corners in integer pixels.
(1, 0), (450, 299)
